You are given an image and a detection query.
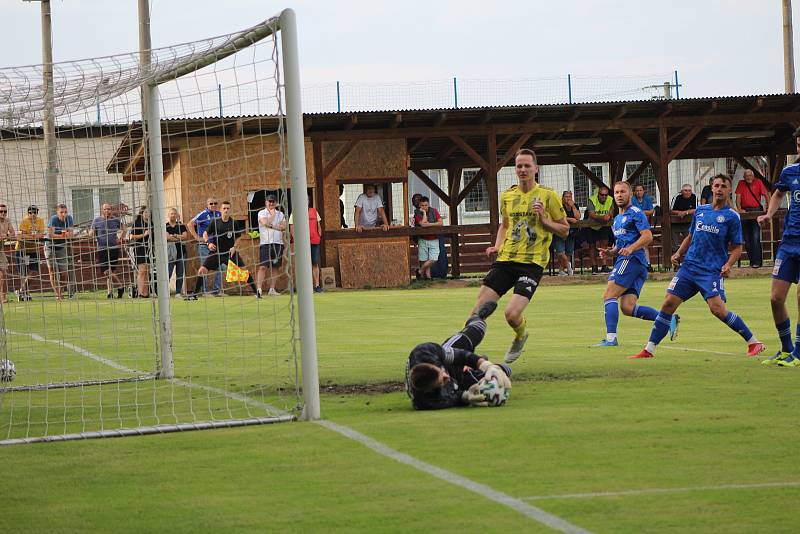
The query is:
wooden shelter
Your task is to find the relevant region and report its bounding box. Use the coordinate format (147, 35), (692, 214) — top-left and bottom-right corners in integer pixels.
(108, 94), (800, 288)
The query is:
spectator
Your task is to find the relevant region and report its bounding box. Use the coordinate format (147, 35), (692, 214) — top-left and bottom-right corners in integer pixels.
(256, 194), (286, 297)
(553, 191), (579, 276)
(735, 169), (770, 269)
(128, 206), (152, 298)
(631, 184), (655, 219)
(45, 203), (76, 301)
(188, 201), (257, 299)
(289, 194), (323, 293)
(187, 198), (222, 296)
(338, 183), (348, 229)
(166, 207), (189, 297)
(354, 184), (389, 232)
(700, 176), (714, 205)
(670, 184), (697, 254)
(14, 205), (45, 302)
(89, 202), (125, 299)
(586, 185), (614, 274)
(413, 196), (443, 279)
(0, 204), (16, 303)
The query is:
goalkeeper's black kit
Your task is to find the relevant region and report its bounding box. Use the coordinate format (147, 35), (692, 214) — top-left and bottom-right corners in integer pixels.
(405, 316), (488, 410)
(193, 216), (257, 295)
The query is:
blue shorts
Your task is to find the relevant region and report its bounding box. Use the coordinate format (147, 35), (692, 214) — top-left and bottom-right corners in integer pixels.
(608, 257), (648, 297)
(667, 267), (726, 302)
(772, 243), (800, 284)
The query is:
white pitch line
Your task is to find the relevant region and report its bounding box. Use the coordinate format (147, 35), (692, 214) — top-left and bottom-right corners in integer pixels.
(659, 345), (740, 357)
(7, 329), (287, 416)
(316, 419), (592, 534)
(522, 481), (800, 501)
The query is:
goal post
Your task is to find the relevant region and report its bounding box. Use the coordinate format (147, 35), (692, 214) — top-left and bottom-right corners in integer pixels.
(279, 8), (320, 421)
(0, 8), (320, 443)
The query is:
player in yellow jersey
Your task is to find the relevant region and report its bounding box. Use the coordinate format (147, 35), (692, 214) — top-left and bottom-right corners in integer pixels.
(469, 149), (569, 363)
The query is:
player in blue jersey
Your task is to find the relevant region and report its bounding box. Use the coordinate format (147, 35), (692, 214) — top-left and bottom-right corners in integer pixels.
(594, 181), (672, 346)
(758, 127), (800, 366)
(630, 174), (765, 359)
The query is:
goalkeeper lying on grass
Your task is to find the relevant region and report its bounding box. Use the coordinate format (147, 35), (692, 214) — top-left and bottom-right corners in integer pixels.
(405, 301), (512, 410)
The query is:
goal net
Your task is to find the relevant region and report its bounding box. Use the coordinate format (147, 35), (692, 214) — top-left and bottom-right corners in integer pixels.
(0, 12), (311, 444)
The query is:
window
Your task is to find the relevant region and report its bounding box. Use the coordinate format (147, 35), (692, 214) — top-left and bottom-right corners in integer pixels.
(72, 188), (96, 224)
(71, 187), (122, 225)
(625, 163), (658, 201)
(462, 170), (490, 212)
(572, 165), (603, 208)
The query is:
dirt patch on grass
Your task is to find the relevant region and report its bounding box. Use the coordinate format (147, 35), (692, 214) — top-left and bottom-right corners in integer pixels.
(321, 382), (406, 395)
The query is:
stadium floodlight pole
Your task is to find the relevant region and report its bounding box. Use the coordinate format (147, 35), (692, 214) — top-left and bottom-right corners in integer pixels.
(280, 8), (321, 420)
(784, 0), (796, 93)
(138, 0), (174, 379)
(24, 0), (59, 215)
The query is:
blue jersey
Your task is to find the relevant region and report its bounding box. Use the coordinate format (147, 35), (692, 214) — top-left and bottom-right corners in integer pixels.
(682, 204), (742, 274)
(631, 195), (654, 213)
(612, 205), (650, 265)
(191, 208), (221, 236)
(776, 163), (800, 239)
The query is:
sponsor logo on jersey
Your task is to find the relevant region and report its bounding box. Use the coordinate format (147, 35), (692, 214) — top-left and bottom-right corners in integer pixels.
(695, 221), (720, 234)
(716, 216), (725, 223)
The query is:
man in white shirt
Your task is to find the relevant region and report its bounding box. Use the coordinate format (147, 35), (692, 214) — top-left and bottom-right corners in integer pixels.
(354, 184), (389, 232)
(256, 194), (286, 296)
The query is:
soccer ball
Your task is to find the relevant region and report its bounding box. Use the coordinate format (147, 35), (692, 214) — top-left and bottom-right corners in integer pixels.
(0, 359), (15, 382)
(478, 376), (508, 407)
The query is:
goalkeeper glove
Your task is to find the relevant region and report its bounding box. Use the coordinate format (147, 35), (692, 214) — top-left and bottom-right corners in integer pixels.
(479, 360), (511, 390)
(462, 383), (489, 407)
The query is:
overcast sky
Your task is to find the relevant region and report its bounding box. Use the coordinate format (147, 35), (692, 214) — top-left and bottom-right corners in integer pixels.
(2, 0), (799, 102)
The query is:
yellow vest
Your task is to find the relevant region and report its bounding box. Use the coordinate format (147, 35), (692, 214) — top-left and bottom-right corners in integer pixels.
(588, 192), (613, 230)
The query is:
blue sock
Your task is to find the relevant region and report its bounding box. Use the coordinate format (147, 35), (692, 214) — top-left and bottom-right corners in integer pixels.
(722, 312), (753, 342)
(794, 324), (800, 356)
(648, 311), (673, 346)
(776, 319), (793, 353)
(633, 304), (658, 322)
(604, 298), (619, 336)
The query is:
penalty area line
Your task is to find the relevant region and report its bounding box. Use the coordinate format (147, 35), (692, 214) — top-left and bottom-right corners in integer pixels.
(315, 419), (592, 534)
(522, 481), (800, 501)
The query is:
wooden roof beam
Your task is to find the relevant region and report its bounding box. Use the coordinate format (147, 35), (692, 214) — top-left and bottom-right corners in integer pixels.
(572, 161), (607, 189)
(480, 110), (493, 124)
(498, 134), (533, 168)
(449, 135), (490, 171)
(303, 116), (312, 131)
(667, 125), (703, 162)
(344, 114), (358, 131)
(409, 167), (451, 204)
(625, 161), (651, 185)
(408, 137), (429, 154)
(660, 103), (673, 118)
(734, 156), (767, 181)
(433, 112), (447, 127)
(323, 139), (359, 178)
(621, 128), (659, 163)
(457, 169), (486, 204)
(390, 113), (403, 129)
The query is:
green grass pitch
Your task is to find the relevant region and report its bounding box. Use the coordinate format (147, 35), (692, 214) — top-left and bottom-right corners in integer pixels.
(3, 276), (800, 533)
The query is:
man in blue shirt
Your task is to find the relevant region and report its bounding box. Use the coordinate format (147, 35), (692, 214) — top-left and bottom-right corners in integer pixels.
(758, 128), (800, 366)
(187, 197), (222, 296)
(631, 184), (655, 219)
(630, 174), (765, 360)
(45, 203), (76, 300)
(594, 181), (666, 347)
(89, 203), (125, 299)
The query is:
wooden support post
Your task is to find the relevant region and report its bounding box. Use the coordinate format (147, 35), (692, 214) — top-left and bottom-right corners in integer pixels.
(626, 161), (651, 185)
(658, 126), (673, 262)
(572, 161), (607, 189)
(312, 140), (326, 266)
(409, 167), (451, 204)
(488, 132), (499, 238)
(448, 165), (462, 278)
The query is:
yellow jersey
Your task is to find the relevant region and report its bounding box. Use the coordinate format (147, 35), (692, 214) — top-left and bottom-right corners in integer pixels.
(16, 216), (45, 252)
(496, 184), (565, 267)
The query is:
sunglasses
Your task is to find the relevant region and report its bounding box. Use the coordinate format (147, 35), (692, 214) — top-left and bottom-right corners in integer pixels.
(0, 210), (6, 214)
(208, 202), (218, 205)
